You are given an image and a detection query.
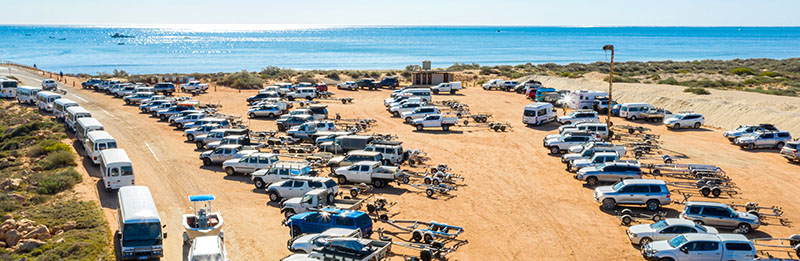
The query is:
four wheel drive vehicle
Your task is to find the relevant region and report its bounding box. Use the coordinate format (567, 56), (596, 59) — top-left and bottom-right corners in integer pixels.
(562, 144), (626, 163)
(251, 162), (315, 189)
(384, 94), (412, 106)
(334, 161), (402, 188)
(248, 104), (283, 118)
(199, 144), (258, 166)
(307, 105), (329, 120)
(679, 201), (761, 234)
(174, 113), (208, 129)
(723, 124), (778, 142)
(482, 79), (505, 90)
(194, 128), (250, 148)
(267, 177), (338, 202)
(735, 131), (792, 150)
(327, 150), (383, 170)
(411, 114), (459, 131)
(638, 108), (673, 123)
(377, 76), (400, 89)
(222, 152), (279, 176)
(277, 115), (313, 131)
(180, 81), (209, 92)
(664, 112), (705, 129)
(626, 218), (718, 246)
(544, 133), (596, 155)
(514, 80), (543, 94)
(187, 235), (228, 261)
(185, 124), (222, 142)
(287, 121), (337, 140)
(152, 83), (176, 95)
(247, 91), (280, 105)
(557, 110), (600, 125)
(568, 152), (632, 172)
(41, 79), (58, 90)
(523, 102), (557, 126)
(123, 92), (154, 105)
(501, 80), (519, 91)
(430, 81), (462, 94)
(319, 135), (375, 154)
(312, 82), (328, 92)
(287, 228), (361, 254)
(575, 162), (643, 187)
(337, 81), (358, 90)
(206, 134), (262, 150)
(275, 83), (294, 95)
(113, 85), (137, 98)
(183, 118), (231, 132)
(81, 78), (102, 88)
(285, 209), (372, 238)
(387, 96), (426, 109)
(147, 103), (175, 116)
(389, 102), (425, 117)
(280, 189), (363, 218)
(252, 98), (292, 111)
(553, 122), (610, 140)
(287, 87), (317, 101)
(156, 104), (197, 121)
(641, 234), (757, 261)
(139, 99), (171, 113)
(356, 78), (378, 90)
(592, 99), (618, 114)
(363, 141), (405, 165)
(168, 109), (204, 123)
(401, 106), (439, 123)
(781, 141), (800, 162)
(618, 103), (655, 120)
(594, 179), (671, 211)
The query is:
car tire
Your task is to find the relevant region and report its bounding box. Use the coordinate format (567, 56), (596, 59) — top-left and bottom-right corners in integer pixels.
(338, 176), (347, 184)
(694, 122), (700, 128)
(405, 117), (412, 123)
(776, 142), (785, 149)
(602, 198), (616, 210)
(202, 158), (211, 166)
(416, 125), (423, 131)
(268, 113), (275, 118)
(747, 143), (755, 150)
(450, 90), (456, 95)
(187, 134), (195, 141)
(283, 209), (296, 219)
(586, 176), (598, 187)
(393, 111), (399, 117)
(290, 226), (301, 237)
(432, 90), (439, 95)
(225, 167), (235, 176)
(269, 191), (280, 202)
(630, 115), (637, 121)
(442, 125), (449, 131)
(254, 179), (266, 189)
(160, 115), (167, 121)
(374, 179), (384, 188)
(195, 142), (204, 149)
(549, 146), (560, 155)
(249, 113), (255, 118)
(736, 223), (752, 234)
(645, 199), (660, 211)
(639, 237), (652, 246)
(673, 123), (680, 129)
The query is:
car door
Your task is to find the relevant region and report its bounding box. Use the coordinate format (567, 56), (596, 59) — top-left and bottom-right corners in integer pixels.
(242, 156), (258, 173)
(616, 185), (638, 204)
(655, 226), (681, 241)
(599, 165), (621, 182)
(630, 185), (652, 204)
(289, 180), (307, 198)
(424, 115), (440, 127)
(699, 207), (725, 227)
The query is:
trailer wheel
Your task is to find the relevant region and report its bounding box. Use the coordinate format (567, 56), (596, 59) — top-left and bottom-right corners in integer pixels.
(424, 178), (432, 185)
(412, 231), (423, 242)
(602, 198), (616, 210)
(432, 179), (440, 186)
(401, 176), (410, 184)
(711, 188), (722, 197)
(420, 250), (433, 261)
(425, 189), (434, 197)
(621, 215), (633, 226)
(379, 214), (389, 221)
(338, 176), (347, 184)
(341, 99), (347, 104)
(349, 188), (358, 198)
(652, 169), (661, 176)
(747, 210), (760, 218)
(700, 187), (711, 197)
(423, 233), (434, 244)
(367, 204), (376, 213)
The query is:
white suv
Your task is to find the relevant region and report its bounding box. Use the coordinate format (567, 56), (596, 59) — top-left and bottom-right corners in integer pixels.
(401, 106), (439, 123)
(286, 87), (317, 101)
(266, 177), (338, 202)
(664, 112), (704, 129)
(222, 152), (279, 176)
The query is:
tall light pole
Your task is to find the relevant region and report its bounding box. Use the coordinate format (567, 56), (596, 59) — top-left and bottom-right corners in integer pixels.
(603, 44), (614, 128)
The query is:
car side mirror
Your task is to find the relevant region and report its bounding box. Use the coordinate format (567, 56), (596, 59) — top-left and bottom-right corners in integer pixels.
(680, 247), (688, 254)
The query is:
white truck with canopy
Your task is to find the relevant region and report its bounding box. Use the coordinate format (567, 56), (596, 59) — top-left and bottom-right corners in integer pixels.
(280, 189), (364, 218)
(333, 161), (402, 188)
(410, 114), (458, 131)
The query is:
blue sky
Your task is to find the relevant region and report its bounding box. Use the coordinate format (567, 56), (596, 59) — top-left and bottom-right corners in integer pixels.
(2, 0), (799, 26)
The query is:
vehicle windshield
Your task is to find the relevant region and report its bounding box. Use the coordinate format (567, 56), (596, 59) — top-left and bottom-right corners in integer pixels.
(649, 220), (669, 230)
(190, 253), (223, 261)
(694, 224), (707, 232)
(611, 181), (624, 191)
(673, 115), (684, 120)
(735, 126), (751, 131)
(122, 222), (162, 247)
(668, 235), (688, 248)
(301, 195), (314, 204)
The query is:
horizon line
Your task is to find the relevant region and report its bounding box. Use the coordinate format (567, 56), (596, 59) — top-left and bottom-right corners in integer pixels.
(2, 23), (800, 28)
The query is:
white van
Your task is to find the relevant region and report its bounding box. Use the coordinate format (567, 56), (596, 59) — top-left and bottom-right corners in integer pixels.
(101, 149), (135, 192)
(397, 88), (432, 102)
(619, 102), (655, 120)
(0, 79), (18, 98)
(523, 102), (557, 126)
(565, 90), (608, 110)
(75, 118), (104, 142)
(16, 86), (42, 104)
(53, 98), (79, 121)
(117, 186), (165, 260)
(36, 91), (62, 112)
(66, 107), (92, 132)
(84, 131), (118, 164)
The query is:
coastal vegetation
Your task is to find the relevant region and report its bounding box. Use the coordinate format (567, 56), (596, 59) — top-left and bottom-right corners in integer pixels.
(0, 100), (112, 259)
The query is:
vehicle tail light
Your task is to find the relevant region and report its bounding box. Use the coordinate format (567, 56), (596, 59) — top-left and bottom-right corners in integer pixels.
(637, 172), (643, 176)
(666, 193), (671, 198)
(106, 182), (110, 186)
(93, 156), (97, 161)
(131, 179), (135, 185)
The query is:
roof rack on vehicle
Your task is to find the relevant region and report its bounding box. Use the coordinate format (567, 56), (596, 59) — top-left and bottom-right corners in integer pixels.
(370, 140), (402, 146)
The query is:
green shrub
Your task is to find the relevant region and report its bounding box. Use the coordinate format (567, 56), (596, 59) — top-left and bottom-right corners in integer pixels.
(326, 71), (340, 80)
(476, 80), (486, 85)
(758, 71), (778, 77)
(731, 67), (755, 76)
(447, 63), (480, 71)
(404, 65), (421, 71)
(560, 72), (572, 77)
(260, 66), (296, 79)
(658, 77), (680, 85)
(221, 70), (263, 89)
(684, 87), (711, 95)
(38, 150), (76, 170)
(37, 168), (82, 194)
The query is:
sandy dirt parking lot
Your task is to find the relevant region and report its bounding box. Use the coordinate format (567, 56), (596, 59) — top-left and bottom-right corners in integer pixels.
(5, 66), (800, 260)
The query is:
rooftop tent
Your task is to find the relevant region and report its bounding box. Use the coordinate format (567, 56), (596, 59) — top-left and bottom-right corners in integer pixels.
(189, 194), (216, 202)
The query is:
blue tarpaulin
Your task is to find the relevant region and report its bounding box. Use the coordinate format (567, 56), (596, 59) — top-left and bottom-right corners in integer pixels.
(189, 194), (215, 202)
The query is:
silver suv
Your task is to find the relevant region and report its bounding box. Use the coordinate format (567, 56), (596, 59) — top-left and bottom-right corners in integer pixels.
(723, 124), (778, 142)
(679, 201), (760, 234)
(576, 162), (643, 187)
(735, 131), (792, 150)
(781, 141), (800, 162)
(594, 179), (671, 211)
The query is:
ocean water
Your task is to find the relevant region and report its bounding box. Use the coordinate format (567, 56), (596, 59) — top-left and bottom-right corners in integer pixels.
(1, 25), (799, 74)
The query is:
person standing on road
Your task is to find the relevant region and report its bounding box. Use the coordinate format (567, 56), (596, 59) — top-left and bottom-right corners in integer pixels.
(562, 106), (567, 115)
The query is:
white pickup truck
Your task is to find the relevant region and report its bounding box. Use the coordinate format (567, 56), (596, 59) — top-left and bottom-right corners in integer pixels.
(333, 161), (401, 188)
(180, 81), (209, 92)
(280, 189), (363, 218)
(410, 114), (458, 131)
(401, 106), (439, 123)
(430, 81), (462, 94)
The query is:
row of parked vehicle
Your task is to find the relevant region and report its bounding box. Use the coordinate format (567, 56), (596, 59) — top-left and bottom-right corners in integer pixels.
(383, 87), (462, 131)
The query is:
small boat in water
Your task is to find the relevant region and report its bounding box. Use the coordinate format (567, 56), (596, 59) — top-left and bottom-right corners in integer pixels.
(58, 38), (66, 40)
(117, 42), (125, 45)
(111, 33), (135, 38)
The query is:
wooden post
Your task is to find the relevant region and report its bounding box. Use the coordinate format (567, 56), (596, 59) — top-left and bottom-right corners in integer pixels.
(603, 44), (615, 128)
